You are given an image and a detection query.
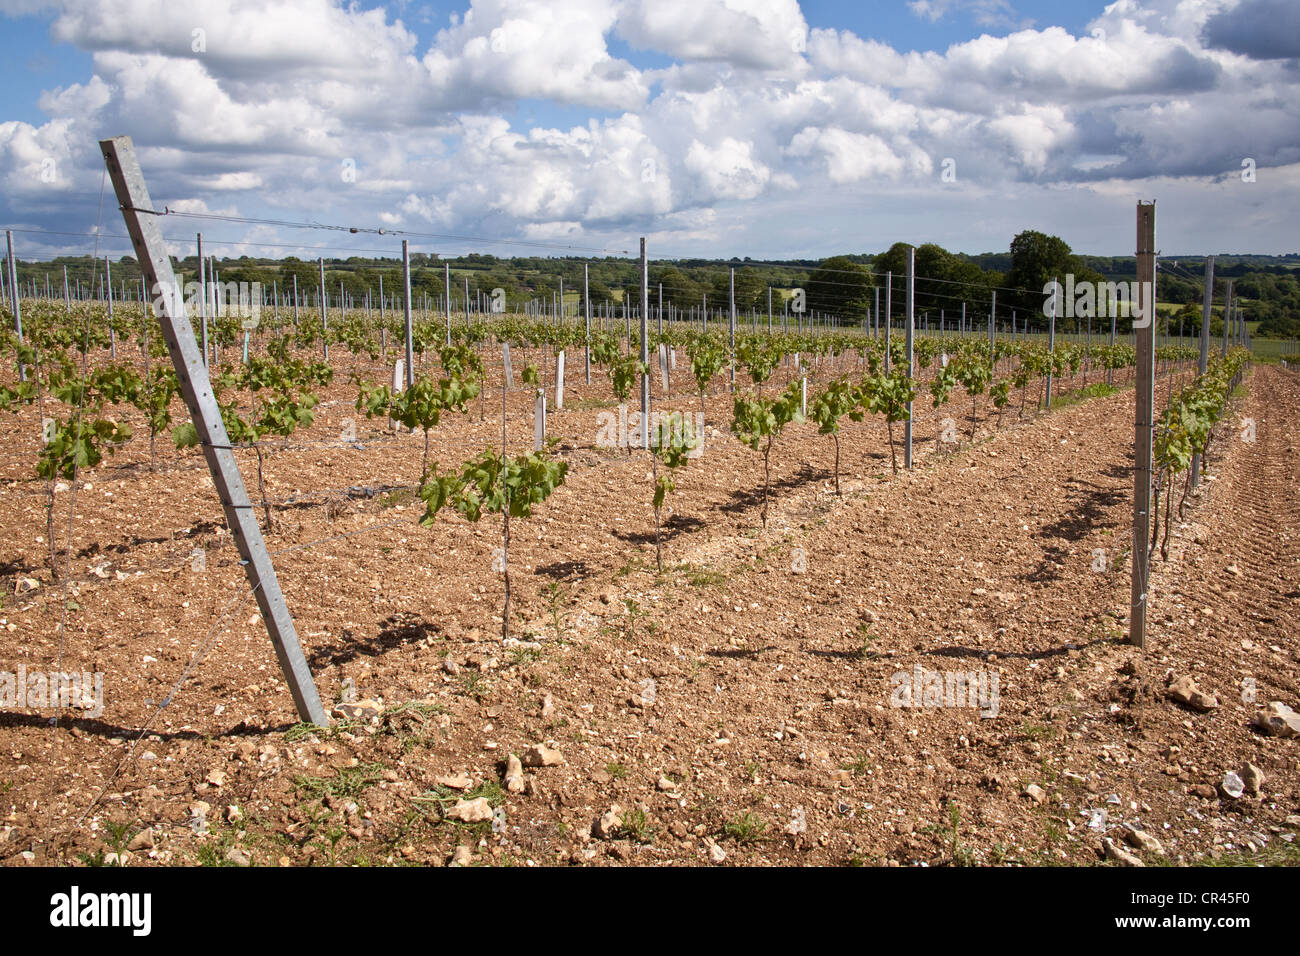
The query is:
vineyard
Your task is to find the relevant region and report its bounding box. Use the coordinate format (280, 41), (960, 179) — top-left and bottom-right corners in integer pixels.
(4, 233), (1296, 869)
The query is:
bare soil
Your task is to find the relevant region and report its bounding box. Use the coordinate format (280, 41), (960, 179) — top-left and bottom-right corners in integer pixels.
(0, 347), (1295, 867)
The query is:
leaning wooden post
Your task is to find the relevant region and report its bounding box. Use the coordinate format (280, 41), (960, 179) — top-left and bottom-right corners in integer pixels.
(100, 135), (329, 726)
(1130, 201), (1157, 649)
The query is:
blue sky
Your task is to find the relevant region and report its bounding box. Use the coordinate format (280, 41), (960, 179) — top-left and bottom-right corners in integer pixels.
(2, 0), (1298, 264)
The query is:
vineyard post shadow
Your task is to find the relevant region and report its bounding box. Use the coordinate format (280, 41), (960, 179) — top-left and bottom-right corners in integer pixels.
(99, 134), (330, 726)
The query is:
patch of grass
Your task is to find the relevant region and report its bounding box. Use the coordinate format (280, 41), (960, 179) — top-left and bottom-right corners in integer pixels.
(681, 564), (727, 588)
(508, 646), (541, 668)
(989, 842), (1017, 865)
(543, 580), (568, 641)
(620, 598), (646, 644)
(193, 824), (241, 867)
(1050, 382), (1118, 411)
(458, 672), (488, 700)
(292, 761), (385, 801)
(944, 801), (975, 867)
(620, 808), (655, 844)
(605, 761), (628, 780)
(572, 396), (617, 411)
(78, 820), (138, 867)
(614, 557), (644, 579)
(723, 811), (769, 845)
(1197, 836), (1300, 867)
(856, 623), (879, 660)
(384, 699), (447, 719)
(376, 488), (416, 509)
(1018, 721), (1053, 742)
(842, 755), (872, 777)
(381, 700), (447, 754)
(284, 718), (357, 742)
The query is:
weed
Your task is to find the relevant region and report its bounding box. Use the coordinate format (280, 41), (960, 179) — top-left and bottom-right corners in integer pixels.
(293, 762), (385, 801)
(842, 755), (872, 777)
(723, 811), (769, 844)
(621, 808), (655, 844)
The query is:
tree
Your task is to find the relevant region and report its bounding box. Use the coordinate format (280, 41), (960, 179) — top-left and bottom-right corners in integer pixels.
(711, 267), (765, 312)
(1006, 230), (1100, 320)
(805, 256), (873, 318)
(278, 258), (321, 303)
(656, 267), (700, 307)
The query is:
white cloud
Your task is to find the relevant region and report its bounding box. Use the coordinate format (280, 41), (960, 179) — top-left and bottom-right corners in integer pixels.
(616, 0), (808, 70)
(1, 0), (1298, 257)
(786, 127), (907, 184)
(684, 137), (771, 200)
(422, 0), (647, 110)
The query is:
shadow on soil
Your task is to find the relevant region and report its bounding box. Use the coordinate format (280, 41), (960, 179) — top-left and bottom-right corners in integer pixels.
(918, 634), (1115, 662)
(609, 514), (705, 546)
(718, 463), (829, 515)
(0, 712), (294, 740)
(308, 611), (439, 668)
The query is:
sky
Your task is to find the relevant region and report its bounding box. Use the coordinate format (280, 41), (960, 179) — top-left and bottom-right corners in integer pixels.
(1, 0), (1298, 265)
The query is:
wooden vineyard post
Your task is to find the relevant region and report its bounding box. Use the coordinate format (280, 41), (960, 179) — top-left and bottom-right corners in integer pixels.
(729, 267), (736, 390)
(1222, 280), (1233, 357)
(640, 237), (650, 449)
(584, 263), (592, 385)
(402, 241), (415, 388)
(884, 272), (892, 372)
(904, 248), (914, 470)
(1130, 201), (1157, 649)
(989, 291), (996, 358)
(444, 262), (452, 344)
(1191, 256), (1214, 489)
(100, 135), (330, 726)
(196, 233), (207, 366)
(1046, 278), (1057, 409)
(318, 257), (328, 362)
(4, 231), (24, 381)
(1108, 296), (1117, 386)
